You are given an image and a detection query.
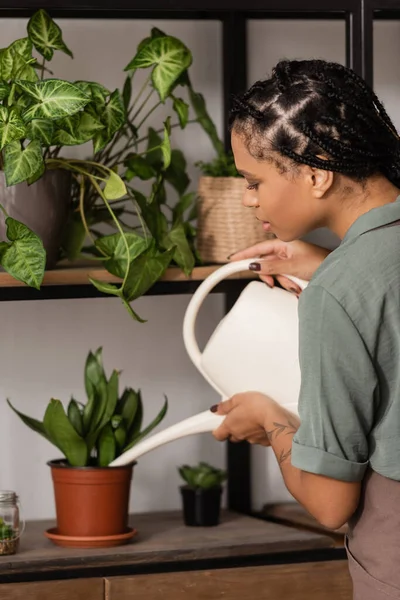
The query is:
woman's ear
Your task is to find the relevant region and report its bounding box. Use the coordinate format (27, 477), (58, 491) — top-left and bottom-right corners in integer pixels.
(306, 165), (334, 198)
(308, 155), (334, 198)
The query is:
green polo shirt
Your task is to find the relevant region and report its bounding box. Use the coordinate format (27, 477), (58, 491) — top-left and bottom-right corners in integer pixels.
(292, 197), (400, 482)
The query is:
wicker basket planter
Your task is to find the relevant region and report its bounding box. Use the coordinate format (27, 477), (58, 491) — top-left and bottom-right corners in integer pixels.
(196, 176), (272, 263)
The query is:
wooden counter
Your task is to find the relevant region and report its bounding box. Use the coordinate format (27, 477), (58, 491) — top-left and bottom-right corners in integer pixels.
(0, 511), (352, 600)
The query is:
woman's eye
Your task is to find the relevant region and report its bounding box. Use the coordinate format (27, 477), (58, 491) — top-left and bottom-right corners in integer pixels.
(247, 183), (259, 190)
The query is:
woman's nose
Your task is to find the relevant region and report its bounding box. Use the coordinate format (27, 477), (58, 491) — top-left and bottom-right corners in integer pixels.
(243, 190), (259, 208)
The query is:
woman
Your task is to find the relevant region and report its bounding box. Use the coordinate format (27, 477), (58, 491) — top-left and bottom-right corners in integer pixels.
(210, 59), (400, 599)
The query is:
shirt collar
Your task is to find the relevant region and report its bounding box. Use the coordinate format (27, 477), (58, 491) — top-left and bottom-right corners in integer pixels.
(342, 196), (400, 243)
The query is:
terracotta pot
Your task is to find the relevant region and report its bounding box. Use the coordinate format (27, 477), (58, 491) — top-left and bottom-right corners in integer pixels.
(0, 169), (71, 269)
(48, 460), (134, 537)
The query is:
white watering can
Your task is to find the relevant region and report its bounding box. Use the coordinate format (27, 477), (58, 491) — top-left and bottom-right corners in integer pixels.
(110, 259), (308, 467)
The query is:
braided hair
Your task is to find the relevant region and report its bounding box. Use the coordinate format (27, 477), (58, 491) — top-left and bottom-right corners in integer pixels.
(230, 60), (400, 187)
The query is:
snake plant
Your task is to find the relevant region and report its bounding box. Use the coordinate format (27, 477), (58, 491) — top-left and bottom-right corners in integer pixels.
(7, 347), (168, 467)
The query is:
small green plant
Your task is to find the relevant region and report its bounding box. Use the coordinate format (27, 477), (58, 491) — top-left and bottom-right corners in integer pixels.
(7, 348), (168, 467)
(0, 518), (15, 541)
(196, 151), (239, 178)
(178, 462), (227, 490)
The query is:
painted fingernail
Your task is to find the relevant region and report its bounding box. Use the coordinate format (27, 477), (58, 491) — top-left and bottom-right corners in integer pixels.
(249, 262), (261, 272)
(210, 405), (219, 413)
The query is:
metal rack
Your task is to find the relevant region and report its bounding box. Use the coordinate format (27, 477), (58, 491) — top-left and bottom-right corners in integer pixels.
(0, 0), (398, 515)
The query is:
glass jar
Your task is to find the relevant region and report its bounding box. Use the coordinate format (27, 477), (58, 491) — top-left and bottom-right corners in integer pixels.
(0, 491), (23, 556)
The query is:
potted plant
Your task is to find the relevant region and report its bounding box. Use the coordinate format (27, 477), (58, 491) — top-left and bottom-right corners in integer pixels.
(195, 147), (271, 264)
(178, 462), (227, 527)
(0, 516), (19, 556)
(7, 347), (167, 547)
(62, 27), (223, 322)
(0, 9), (129, 288)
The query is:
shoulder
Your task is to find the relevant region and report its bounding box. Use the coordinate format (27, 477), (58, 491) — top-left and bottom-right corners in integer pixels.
(302, 229), (400, 319)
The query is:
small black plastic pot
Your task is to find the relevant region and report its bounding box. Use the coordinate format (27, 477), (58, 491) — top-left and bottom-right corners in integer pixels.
(180, 485), (222, 527)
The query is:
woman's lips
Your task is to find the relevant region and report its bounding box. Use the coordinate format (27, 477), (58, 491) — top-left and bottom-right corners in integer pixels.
(262, 221), (271, 232)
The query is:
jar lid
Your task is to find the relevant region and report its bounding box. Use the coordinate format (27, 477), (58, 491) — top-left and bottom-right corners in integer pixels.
(0, 491), (17, 502)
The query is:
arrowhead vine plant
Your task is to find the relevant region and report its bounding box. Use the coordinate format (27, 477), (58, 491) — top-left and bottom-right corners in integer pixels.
(0, 9), (224, 321)
(7, 347), (168, 467)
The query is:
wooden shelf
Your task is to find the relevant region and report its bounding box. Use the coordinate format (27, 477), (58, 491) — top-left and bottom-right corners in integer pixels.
(0, 511), (341, 584)
(0, 263), (254, 288)
(0, 263), (256, 302)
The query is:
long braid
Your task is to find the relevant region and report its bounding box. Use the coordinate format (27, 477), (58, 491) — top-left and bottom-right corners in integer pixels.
(230, 59), (400, 187)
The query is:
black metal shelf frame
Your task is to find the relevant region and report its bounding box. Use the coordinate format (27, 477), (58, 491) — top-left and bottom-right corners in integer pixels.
(0, 0), (395, 515)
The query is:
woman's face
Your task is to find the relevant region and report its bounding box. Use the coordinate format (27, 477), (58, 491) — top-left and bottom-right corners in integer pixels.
(231, 130), (326, 242)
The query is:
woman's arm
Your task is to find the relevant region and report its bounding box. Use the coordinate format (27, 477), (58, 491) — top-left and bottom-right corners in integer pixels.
(213, 395), (361, 529)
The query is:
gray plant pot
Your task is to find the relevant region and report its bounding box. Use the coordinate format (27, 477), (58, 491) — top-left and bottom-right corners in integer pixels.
(0, 169), (72, 269)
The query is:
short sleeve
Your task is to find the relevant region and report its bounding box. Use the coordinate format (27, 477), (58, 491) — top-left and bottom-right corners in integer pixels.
(292, 285), (377, 482)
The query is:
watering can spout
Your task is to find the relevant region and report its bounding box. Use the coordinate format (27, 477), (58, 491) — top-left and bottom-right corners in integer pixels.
(110, 260), (308, 467)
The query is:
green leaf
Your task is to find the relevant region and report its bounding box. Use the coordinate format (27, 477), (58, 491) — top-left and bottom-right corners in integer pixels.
(3, 139), (44, 186)
(114, 421), (127, 451)
(80, 111), (104, 134)
(0, 81), (11, 100)
(124, 154), (156, 181)
(172, 192), (196, 223)
(26, 118), (53, 145)
(118, 388), (139, 432)
(17, 79), (90, 122)
(7, 398), (53, 444)
(67, 398), (84, 437)
(172, 95), (189, 128)
(89, 278), (121, 297)
(165, 149), (190, 196)
(131, 188), (168, 240)
(92, 89), (125, 153)
(87, 369), (119, 453)
(0, 217), (45, 289)
(96, 232), (148, 278)
(136, 27), (167, 55)
(161, 118), (171, 169)
(126, 390), (143, 441)
(104, 170), (127, 201)
(163, 223), (195, 276)
(188, 87), (224, 157)
(145, 127), (163, 168)
(0, 39), (37, 82)
(43, 399), (88, 467)
(125, 36), (192, 102)
(0, 107), (26, 150)
(74, 81), (109, 101)
(123, 242), (174, 303)
(27, 161), (45, 186)
(122, 74), (132, 110)
(97, 423), (116, 467)
(10, 38), (33, 62)
(83, 348), (105, 429)
(52, 111), (103, 146)
(27, 9), (73, 60)
(123, 396), (168, 451)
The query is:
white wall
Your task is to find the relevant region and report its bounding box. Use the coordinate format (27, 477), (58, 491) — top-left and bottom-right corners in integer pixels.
(0, 17), (397, 520)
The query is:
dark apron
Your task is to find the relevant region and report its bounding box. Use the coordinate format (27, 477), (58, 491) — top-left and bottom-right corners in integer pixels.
(346, 469), (400, 599)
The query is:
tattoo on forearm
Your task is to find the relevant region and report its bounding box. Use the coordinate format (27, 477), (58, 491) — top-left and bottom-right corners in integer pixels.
(278, 448), (292, 465)
(266, 419), (298, 441)
(266, 418), (299, 466)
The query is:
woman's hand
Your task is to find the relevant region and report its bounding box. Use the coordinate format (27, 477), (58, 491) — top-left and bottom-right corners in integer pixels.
(211, 392), (285, 446)
(230, 239), (331, 295)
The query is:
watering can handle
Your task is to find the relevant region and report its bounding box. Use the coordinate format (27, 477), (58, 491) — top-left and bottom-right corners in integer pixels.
(182, 259), (308, 394)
